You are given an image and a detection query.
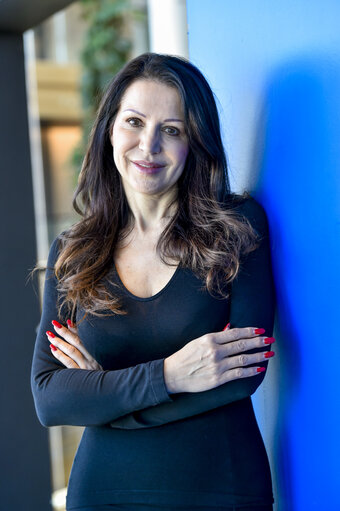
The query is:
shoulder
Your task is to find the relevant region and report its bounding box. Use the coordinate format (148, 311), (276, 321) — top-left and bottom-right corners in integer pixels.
(227, 192), (269, 236)
(47, 230), (68, 267)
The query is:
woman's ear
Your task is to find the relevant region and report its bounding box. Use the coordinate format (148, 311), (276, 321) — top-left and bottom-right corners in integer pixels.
(109, 124), (114, 146)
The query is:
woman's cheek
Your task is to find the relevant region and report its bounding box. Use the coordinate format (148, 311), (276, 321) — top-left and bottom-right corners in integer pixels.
(176, 142), (189, 165)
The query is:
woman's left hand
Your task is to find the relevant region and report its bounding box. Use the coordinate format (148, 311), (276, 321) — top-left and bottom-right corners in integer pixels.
(45, 320), (103, 370)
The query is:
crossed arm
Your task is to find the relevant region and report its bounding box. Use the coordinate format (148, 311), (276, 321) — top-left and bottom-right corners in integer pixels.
(31, 197), (276, 429)
(108, 199), (276, 428)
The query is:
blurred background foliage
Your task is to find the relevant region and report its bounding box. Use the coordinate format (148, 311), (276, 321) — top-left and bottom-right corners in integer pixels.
(72, 0), (145, 179)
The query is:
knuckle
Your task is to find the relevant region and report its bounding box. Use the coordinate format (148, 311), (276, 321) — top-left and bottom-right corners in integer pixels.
(239, 354), (247, 366)
(206, 346), (218, 363)
(237, 340), (246, 352)
(72, 337), (80, 348)
(203, 335), (217, 352)
(211, 347), (219, 362)
(211, 372), (220, 387)
(235, 367), (244, 378)
(200, 334), (210, 346)
(68, 345), (76, 356)
(231, 328), (240, 340)
(204, 334), (215, 346)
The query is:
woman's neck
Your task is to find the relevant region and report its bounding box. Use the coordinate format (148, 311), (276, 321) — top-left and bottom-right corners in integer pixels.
(123, 188), (178, 236)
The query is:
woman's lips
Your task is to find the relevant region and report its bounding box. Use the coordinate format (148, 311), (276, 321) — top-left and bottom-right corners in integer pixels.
(132, 161), (166, 174)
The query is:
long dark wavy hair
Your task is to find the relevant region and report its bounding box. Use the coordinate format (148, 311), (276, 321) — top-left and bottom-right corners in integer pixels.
(43, 53), (260, 322)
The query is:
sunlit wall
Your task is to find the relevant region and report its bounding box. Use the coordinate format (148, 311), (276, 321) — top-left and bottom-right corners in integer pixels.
(187, 1), (340, 510)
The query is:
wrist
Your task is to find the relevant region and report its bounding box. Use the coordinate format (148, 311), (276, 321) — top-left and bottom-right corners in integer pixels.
(163, 357), (178, 394)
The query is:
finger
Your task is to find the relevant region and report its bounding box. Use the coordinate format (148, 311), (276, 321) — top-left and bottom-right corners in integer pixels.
(220, 365), (267, 384)
(215, 326), (266, 344)
(47, 330), (87, 368)
(221, 350), (275, 372)
(67, 319), (78, 333)
(52, 320), (94, 362)
(49, 342), (80, 369)
(222, 336), (276, 357)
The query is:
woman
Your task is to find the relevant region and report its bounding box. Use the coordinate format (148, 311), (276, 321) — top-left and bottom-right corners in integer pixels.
(31, 52), (276, 511)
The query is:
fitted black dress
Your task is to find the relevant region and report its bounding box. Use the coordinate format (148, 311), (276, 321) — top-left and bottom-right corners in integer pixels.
(31, 196), (276, 511)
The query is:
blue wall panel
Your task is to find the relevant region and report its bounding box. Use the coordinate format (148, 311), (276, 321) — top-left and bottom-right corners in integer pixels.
(187, 2), (340, 510)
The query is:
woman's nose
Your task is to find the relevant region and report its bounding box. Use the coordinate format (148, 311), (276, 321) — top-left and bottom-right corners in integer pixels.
(139, 128), (161, 154)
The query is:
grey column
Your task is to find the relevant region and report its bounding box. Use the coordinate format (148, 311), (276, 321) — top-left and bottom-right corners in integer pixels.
(0, 32), (52, 511)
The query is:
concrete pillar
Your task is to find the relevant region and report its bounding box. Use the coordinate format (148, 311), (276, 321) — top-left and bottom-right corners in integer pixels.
(147, 0), (189, 58)
(0, 32), (52, 511)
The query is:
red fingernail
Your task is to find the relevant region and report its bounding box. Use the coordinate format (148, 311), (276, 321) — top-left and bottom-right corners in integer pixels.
(264, 351), (275, 358)
(50, 344), (57, 351)
(257, 367), (266, 373)
(46, 331), (55, 338)
(255, 328), (266, 335)
(67, 319), (74, 328)
(52, 320), (62, 329)
(223, 322), (230, 331)
(264, 337), (275, 344)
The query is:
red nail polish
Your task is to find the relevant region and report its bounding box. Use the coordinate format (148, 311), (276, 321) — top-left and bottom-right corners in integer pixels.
(264, 337), (275, 344)
(255, 328), (266, 335)
(67, 319), (74, 328)
(50, 344), (57, 351)
(264, 351), (275, 358)
(52, 320), (62, 329)
(257, 367), (266, 373)
(46, 331), (55, 338)
(223, 322), (230, 331)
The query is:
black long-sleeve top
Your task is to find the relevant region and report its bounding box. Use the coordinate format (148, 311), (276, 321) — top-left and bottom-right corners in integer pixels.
(31, 196), (276, 510)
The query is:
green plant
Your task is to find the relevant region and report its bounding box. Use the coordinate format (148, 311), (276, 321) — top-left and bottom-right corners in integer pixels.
(71, 0), (146, 180)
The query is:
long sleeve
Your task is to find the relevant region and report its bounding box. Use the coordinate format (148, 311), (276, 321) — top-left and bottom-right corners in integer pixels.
(109, 197), (276, 429)
(30, 237), (173, 428)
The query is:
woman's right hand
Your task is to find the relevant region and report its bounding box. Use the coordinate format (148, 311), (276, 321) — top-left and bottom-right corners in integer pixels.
(163, 326), (275, 394)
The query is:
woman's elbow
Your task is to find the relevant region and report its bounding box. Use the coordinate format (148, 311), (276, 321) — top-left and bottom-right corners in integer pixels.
(32, 397), (61, 427)
(36, 407), (59, 428)
(31, 375), (61, 427)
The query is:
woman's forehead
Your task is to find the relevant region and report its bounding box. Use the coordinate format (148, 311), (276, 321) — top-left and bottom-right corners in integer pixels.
(118, 79), (185, 117)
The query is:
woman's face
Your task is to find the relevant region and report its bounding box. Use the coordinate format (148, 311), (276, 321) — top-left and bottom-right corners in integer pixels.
(110, 79), (189, 198)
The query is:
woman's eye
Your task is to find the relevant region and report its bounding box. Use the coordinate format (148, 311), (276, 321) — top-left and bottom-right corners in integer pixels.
(163, 126), (180, 136)
(126, 117), (142, 127)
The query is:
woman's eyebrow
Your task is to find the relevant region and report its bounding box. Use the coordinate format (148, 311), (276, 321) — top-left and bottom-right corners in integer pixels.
(123, 108), (146, 118)
(123, 108), (184, 122)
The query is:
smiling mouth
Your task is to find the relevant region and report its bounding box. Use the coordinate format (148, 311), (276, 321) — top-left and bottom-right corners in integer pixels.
(132, 161), (166, 174)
